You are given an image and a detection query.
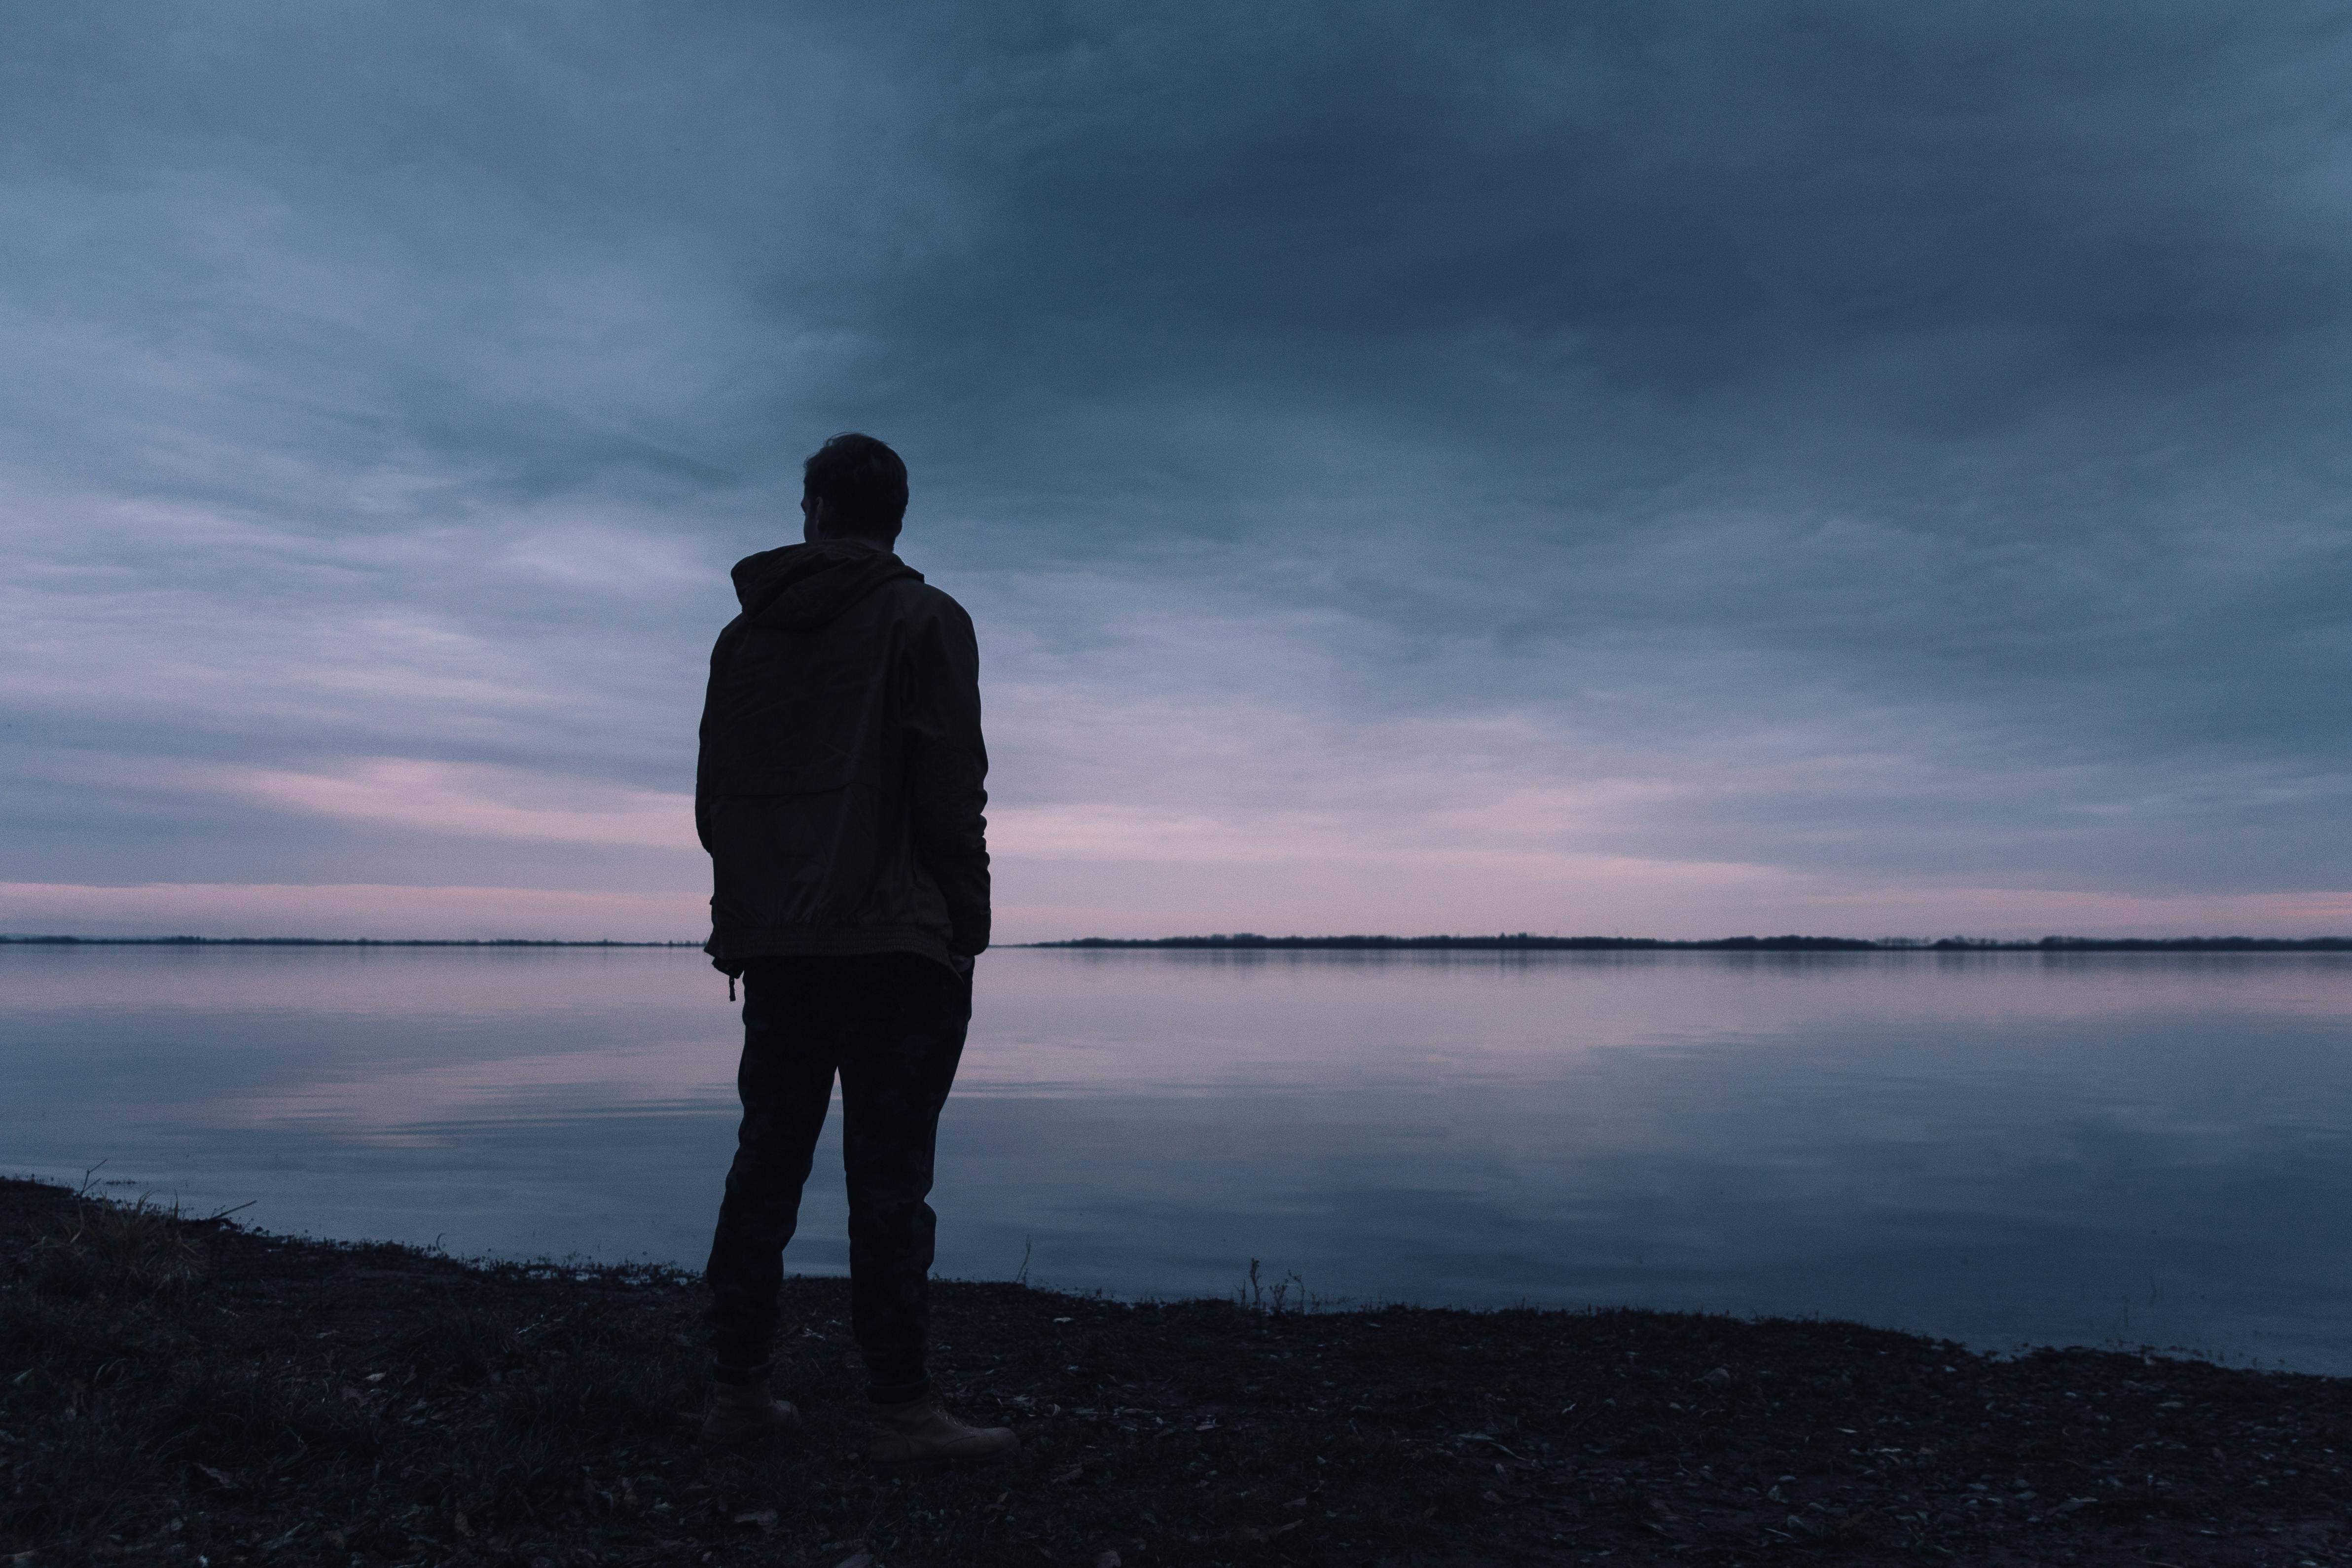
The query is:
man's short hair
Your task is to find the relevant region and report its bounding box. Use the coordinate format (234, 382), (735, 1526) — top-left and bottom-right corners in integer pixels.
(803, 433), (908, 539)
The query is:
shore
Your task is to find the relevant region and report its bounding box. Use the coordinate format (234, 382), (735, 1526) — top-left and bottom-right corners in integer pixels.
(4, 1178), (2347, 1566)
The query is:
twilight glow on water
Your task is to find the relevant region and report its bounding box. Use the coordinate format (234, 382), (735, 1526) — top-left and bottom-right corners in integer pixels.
(5, 944), (2351, 1373)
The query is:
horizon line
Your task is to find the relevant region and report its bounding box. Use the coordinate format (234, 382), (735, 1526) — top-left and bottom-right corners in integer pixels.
(6, 932), (2352, 952)
(1026, 932), (2352, 951)
(0, 935), (701, 948)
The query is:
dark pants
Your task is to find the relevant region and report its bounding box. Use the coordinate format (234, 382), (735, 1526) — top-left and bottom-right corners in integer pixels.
(703, 952), (971, 1404)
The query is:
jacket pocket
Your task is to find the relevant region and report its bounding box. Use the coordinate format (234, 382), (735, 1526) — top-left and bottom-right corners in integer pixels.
(704, 787), (882, 927)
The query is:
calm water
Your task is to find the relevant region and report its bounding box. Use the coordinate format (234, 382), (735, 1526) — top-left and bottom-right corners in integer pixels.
(4, 945), (2350, 1372)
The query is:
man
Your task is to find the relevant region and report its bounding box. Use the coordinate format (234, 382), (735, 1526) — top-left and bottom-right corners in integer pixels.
(694, 432), (1013, 1463)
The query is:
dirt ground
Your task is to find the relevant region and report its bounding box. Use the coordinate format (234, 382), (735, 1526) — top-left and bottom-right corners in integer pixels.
(4, 1175), (2348, 1566)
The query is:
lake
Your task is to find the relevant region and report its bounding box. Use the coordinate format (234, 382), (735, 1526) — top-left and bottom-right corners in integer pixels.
(4, 944), (2350, 1373)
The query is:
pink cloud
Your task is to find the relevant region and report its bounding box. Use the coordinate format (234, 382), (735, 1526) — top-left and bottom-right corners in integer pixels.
(190, 758), (697, 852)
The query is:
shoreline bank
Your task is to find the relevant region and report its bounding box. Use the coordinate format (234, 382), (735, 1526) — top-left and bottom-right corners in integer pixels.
(5, 1176), (2347, 1566)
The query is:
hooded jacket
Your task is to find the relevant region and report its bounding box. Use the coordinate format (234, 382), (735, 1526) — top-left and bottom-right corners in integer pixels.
(696, 538), (989, 974)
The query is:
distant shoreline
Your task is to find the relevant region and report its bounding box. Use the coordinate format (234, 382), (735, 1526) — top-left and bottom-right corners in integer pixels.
(8, 932), (2348, 952)
(1026, 932), (2352, 952)
(0, 935), (701, 948)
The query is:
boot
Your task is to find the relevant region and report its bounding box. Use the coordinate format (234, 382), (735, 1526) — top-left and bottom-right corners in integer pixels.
(868, 1389), (1018, 1465)
(700, 1374), (800, 1449)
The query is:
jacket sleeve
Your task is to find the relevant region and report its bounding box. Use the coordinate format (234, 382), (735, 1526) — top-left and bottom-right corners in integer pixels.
(903, 597), (991, 954)
(693, 619), (741, 858)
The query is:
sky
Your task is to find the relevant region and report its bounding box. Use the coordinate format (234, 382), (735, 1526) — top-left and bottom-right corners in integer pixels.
(4, 0), (2350, 942)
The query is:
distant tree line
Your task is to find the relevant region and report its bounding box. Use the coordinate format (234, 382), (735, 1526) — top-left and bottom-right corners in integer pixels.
(9, 933), (2347, 952)
(0, 936), (701, 948)
(1027, 933), (2352, 952)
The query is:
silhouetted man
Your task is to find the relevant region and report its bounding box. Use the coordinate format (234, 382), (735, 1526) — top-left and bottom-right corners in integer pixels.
(695, 432), (1011, 1463)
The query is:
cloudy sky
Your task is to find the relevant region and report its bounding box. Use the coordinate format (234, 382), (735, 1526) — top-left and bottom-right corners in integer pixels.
(4, 1), (2349, 941)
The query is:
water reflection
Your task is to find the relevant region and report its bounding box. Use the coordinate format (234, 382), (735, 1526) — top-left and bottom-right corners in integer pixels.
(3, 945), (2349, 1370)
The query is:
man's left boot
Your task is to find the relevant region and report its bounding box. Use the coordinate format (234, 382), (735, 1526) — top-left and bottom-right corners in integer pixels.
(700, 1373), (801, 1449)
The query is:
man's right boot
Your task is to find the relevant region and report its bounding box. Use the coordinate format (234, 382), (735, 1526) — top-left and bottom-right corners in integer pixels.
(868, 1389), (1018, 1465)
(700, 1374), (800, 1449)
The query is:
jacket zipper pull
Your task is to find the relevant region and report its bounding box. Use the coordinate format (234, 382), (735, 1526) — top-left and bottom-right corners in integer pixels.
(728, 975), (737, 1002)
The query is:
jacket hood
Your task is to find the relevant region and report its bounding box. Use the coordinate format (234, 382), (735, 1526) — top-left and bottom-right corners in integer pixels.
(731, 540), (922, 631)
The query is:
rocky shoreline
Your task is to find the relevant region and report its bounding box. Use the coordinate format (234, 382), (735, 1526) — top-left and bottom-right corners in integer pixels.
(4, 1176), (2347, 1566)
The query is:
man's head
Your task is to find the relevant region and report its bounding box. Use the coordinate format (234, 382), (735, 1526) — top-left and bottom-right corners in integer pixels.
(801, 433), (908, 547)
